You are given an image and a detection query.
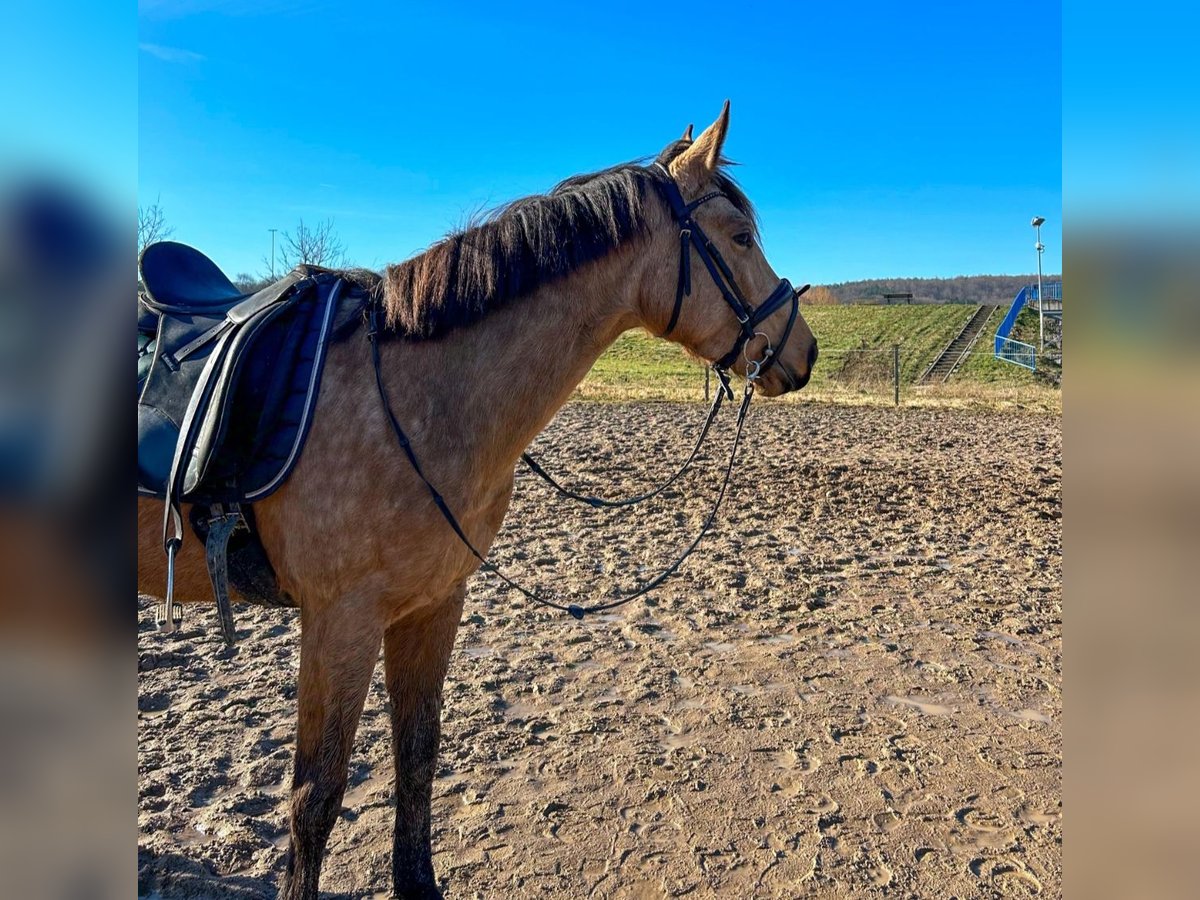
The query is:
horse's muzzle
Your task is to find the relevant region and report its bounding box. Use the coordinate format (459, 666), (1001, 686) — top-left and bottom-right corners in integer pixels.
(778, 338), (817, 394)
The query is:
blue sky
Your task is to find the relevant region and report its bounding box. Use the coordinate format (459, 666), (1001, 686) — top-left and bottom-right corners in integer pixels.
(139, 1), (1062, 283)
(2, 3), (134, 202)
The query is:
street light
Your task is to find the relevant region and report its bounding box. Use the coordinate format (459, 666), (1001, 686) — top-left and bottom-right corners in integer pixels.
(268, 228), (278, 279)
(1031, 216), (1046, 352)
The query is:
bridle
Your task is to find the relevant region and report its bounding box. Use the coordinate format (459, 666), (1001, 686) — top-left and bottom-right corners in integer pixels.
(653, 163), (806, 384)
(519, 166), (809, 509)
(369, 166), (808, 619)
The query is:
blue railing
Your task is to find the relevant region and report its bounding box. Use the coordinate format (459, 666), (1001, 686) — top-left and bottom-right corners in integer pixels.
(996, 336), (1037, 371)
(994, 281), (1062, 370)
(995, 285), (1030, 353)
(994, 284), (1043, 371)
(1030, 281), (1062, 303)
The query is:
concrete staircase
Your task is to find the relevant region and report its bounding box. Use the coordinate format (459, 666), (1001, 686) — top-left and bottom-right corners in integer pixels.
(921, 305), (995, 383)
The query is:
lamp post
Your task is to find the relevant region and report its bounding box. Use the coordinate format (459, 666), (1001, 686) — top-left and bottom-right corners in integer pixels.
(1031, 216), (1045, 353)
(268, 228), (278, 279)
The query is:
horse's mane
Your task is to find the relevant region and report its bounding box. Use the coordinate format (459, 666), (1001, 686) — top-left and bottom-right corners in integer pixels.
(380, 141), (757, 340)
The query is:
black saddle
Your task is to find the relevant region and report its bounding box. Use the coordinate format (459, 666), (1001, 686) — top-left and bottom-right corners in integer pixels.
(140, 239), (247, 312)
(138, 241), (369, 641)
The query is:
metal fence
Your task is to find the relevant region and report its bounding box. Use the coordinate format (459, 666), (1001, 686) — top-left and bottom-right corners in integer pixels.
(994, 282), (1062, 371)
(995, 336), (1037, 371)
(1030, 281), (1063, 303)
(691, 344), (1041, 407)
(995, 285), (1030, 351)
(701, 346), (907, 405)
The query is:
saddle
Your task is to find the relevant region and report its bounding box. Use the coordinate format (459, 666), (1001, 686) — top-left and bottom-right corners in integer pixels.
(138, 241), (370, 642)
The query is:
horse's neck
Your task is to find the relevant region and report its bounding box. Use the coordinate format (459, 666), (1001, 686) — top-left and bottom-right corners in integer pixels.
(404, 245), (644, 484)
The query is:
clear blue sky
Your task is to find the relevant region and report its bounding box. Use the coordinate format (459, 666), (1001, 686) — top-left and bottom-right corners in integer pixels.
(139, 1), (1062, 284)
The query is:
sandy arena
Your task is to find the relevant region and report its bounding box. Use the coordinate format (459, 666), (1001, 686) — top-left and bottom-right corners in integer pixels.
(138, 400), (1062, 898)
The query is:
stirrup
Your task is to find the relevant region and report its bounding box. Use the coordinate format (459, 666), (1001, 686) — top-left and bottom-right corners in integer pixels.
(155, 538), (183, 633)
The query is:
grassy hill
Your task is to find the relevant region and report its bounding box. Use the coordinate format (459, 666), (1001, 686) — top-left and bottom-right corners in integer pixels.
(954, 305), (1061, 386)
(800, 304), (973, 384)
(576, 303), (1058, 411)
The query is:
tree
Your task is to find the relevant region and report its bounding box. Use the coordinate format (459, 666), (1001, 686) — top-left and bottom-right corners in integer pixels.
(234, 273), (274, 293)
(138, 199), (174, 256)
(802, 285), (840, 305)
(274, 218), (349, 270)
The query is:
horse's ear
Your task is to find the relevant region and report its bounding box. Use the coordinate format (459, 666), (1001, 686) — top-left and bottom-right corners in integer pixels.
(669, 100), (730, 191)
(680, 123), (694, 142)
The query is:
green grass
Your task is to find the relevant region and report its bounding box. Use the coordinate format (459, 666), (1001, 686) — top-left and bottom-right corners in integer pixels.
(956, 306), (1060, 387)
(581, 330), (710, 402)
(955, 305), (1037, 386)
(800, 303), (975, 386)
(575, 304), (1061, 411)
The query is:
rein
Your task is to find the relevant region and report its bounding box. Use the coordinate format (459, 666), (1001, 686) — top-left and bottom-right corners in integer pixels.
(519, 366), (732, 509)
(520, 164), (807, 507)
(369, 167), (804, 619)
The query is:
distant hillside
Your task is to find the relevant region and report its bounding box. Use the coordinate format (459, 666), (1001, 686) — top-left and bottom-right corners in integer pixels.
(815, 274), (1062, 305)
(579, 303), (1055, 406)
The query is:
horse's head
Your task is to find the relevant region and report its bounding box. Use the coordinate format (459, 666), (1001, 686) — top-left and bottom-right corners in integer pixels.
(639, 102), (817, 397)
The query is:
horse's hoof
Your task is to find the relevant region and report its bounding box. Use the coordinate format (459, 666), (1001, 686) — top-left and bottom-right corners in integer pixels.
(391, 885), (443, 900)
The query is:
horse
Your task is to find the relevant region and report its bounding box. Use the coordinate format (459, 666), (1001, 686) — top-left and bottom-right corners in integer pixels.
(137, 102), (818, 900)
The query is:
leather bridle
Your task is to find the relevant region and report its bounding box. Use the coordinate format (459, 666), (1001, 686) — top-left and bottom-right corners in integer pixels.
(369, 165), (809, 619)
(653, 163), (807, 384)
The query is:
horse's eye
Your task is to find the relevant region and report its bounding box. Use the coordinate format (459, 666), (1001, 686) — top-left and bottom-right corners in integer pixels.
(732, 232), (753, 248)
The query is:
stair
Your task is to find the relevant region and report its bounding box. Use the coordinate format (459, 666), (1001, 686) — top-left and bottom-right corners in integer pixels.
(920, 305), (995, 383)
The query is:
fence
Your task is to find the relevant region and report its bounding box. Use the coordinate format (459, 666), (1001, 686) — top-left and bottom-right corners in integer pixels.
(1030, 281), (1063, 303)
(995, 285), (1030, 356)
(994, 336), (1037, 371)
(702, 346), (905, 405)
(993, 281), (1063, 371)
(696, 345), (1020, 407)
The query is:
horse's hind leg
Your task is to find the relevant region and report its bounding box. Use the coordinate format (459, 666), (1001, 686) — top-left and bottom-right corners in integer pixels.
(383, 586), (465, 899)
(281, 599), (383, 900)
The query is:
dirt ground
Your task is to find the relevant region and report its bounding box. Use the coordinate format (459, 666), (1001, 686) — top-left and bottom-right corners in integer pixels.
(138, 400), (1062, 899)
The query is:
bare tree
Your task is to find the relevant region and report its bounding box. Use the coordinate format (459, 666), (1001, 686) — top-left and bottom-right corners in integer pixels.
(138, 198), (174, 256)
(802, 285), (840, 306)
(234, 272), (274, 293)
(274, 218), (349, 270)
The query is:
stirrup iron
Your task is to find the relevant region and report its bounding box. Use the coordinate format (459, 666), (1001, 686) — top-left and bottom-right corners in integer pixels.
(155, 538), (183, 633)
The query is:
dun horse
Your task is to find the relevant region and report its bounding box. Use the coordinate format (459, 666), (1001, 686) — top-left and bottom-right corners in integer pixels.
(138, 104), (817, 899)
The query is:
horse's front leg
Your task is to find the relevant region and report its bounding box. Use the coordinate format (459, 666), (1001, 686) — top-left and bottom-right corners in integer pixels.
(282, 597), (383, 900)
(383, 586), (465, 899)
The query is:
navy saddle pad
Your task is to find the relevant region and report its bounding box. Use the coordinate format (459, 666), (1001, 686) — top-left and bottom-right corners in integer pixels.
(137, 242), (366, 506)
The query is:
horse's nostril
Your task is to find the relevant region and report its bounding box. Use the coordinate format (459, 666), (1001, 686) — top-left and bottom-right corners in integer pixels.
(808, 340), (819, 370)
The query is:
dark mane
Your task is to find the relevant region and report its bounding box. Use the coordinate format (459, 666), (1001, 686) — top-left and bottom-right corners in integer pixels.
(380, 141), (757, 339)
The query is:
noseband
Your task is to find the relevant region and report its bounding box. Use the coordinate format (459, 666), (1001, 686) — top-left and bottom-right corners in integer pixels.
(654, 163), (807, 382)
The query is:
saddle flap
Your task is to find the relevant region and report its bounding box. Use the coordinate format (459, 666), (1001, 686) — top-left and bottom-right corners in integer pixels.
(182, 298), (294, 494)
